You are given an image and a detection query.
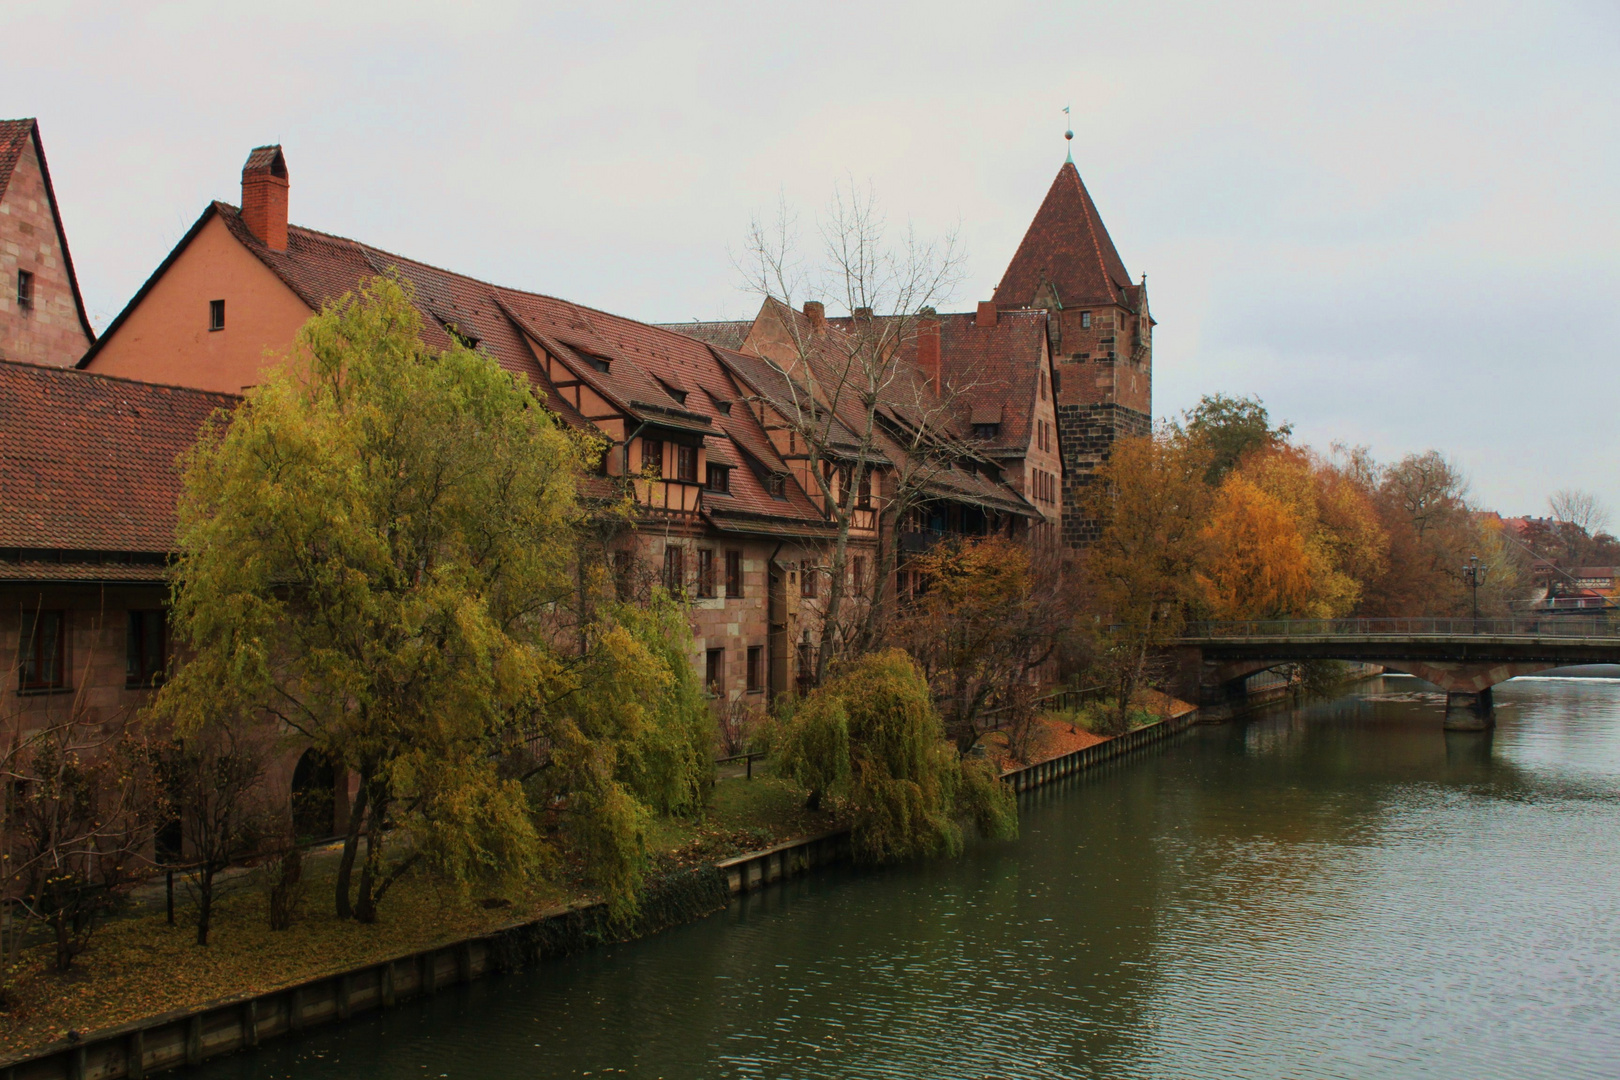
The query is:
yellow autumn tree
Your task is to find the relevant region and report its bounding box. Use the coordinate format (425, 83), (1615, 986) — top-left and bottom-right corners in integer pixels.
(1200, 473), (1317, 619)
(1220, 447), (1387, 618)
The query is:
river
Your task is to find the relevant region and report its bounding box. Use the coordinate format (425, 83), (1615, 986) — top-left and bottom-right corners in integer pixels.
(197, 675), (1620, 1079)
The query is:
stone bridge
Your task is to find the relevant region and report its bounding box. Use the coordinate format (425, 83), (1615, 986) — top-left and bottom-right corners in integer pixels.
(1171, 617), (1620, 730)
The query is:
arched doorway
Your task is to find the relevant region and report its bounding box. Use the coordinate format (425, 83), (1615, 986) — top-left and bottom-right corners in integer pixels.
(291, 749), (336, 840)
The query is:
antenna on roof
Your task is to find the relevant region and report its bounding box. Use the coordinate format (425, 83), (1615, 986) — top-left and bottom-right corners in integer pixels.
(1063, 105), (1073, 164)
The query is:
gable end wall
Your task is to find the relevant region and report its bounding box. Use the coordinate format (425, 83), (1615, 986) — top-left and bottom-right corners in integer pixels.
(0, 137), (92, 367)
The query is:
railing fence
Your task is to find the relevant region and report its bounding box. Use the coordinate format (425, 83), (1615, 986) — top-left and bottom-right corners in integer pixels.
(1184, 616), (1620, 640)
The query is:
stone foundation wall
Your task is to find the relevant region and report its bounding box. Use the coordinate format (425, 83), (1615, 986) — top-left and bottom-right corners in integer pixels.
(1055, 402), (1151, 546)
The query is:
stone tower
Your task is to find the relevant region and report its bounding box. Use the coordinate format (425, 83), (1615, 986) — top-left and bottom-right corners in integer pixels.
(992, 161), (1151, 546)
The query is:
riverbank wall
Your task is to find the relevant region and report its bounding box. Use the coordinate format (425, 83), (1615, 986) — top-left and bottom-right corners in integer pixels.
(1196, 661), (1384, 723)
(1, 711), (1200, 1080)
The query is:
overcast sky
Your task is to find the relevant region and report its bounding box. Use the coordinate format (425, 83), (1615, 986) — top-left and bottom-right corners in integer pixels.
(5, 1), (1615, 515)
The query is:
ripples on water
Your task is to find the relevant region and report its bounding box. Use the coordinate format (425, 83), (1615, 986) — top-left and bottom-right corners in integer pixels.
(200, 677), (1620, 1079)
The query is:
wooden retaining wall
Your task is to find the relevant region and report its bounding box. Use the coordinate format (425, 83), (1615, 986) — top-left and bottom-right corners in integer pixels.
(0, 925), (520, 1080)
(715, 830), (852, 896)
(1001, 710), (1200, 793)
(2, 711), (1201, 1079)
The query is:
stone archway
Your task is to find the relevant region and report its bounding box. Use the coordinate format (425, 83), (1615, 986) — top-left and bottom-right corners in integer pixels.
(291, 749), (336, 840)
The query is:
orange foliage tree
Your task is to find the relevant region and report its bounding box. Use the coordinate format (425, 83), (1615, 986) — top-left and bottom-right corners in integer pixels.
(1082, 431), (1212, 733)
(1210, 446), (1388, 618)
(1199, 473), (1317, 619)
(889, 537), (1073, 757)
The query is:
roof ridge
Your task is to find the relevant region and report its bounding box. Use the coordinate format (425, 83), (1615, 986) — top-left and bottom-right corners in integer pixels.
(1065, 162), (1123, 305)
(0, 356), (239, 401)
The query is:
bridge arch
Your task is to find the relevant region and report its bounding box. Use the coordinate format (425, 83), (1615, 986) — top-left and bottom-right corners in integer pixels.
(1377, 660), (1563, 694)
(1174, 617), (1620, 729)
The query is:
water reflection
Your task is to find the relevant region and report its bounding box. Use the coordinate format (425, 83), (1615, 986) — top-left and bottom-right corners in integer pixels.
(196, 677), (1620, 1080)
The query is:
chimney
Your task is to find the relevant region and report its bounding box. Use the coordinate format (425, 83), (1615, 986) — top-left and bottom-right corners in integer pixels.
(240, 145), (289, 251)
(803, 300), (826, 332)
(976, 300), (998, 328)
(917, 312), (942, 395)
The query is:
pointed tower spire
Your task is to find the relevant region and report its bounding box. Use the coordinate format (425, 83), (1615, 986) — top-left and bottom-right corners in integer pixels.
(991, 161), (1132, 310)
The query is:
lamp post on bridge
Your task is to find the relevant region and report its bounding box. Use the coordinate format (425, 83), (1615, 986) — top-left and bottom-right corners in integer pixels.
(1463, 554), (1487, 634)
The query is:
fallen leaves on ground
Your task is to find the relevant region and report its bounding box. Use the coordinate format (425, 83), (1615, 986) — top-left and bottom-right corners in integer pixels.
(0, 773), (837, 1058)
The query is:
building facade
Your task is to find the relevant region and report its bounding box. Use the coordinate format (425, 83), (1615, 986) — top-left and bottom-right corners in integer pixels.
(0, 119), (95, 369)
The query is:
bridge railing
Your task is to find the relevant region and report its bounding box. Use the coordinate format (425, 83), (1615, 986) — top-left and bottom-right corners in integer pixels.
(1183, 616), (1620, 640)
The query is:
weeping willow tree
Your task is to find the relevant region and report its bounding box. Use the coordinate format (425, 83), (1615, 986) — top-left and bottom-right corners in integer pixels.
(152, 275), (711, 922)
(777, 649), (1015, 862)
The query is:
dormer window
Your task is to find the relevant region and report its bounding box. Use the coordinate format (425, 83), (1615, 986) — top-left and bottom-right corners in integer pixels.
(705, 463), (731, 493)
(444, 322), (479, 349)
(582, 352), (611, 373)
(768, 474), (787, 499)
(973, 423), (1000, 439)
(676, 445), (699, 482)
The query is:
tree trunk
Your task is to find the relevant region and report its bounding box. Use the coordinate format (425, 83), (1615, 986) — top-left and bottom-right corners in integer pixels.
(815, 520), (852, 685)
(334, 779), (370, 920)
(353, 786), (387, 924)
(195, 868), (214, 946)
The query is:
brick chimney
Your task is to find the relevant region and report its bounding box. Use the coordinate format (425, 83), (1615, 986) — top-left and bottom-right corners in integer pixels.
(917, 311), (942, 395)
(803, 300), (826, 332)
(976, 300), (998, 328)
(241, 145), (289, 251)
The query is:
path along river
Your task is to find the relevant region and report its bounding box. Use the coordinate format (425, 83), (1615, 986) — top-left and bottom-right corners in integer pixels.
(197, 676), (1620, 1079)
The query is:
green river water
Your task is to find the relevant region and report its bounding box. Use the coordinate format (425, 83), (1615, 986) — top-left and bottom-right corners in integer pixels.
(197, 675), (1620, 1079)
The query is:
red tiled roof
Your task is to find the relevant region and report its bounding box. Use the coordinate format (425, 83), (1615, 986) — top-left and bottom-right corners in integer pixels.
(992, 162), (1132, 310)
(0, 560), (168, 584)
(823, 309), (1049, 458)
(0, 360), (237, 552)
(653, 320), (752, 350)
(0, 119), (33, 197)
(158, 205), (835, 531)
(83, 194), (1030, 541)
(729, 302), (1037, 518)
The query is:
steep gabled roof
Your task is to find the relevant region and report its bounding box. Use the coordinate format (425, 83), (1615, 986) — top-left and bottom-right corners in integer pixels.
(0, 118), (97, 347)
(822, 309), (1050, 459)
(0, 360), (236, 552)
(992, 161), (1132, 310)
(711, 301), (1038, 519)
(88, 200), (835, 531)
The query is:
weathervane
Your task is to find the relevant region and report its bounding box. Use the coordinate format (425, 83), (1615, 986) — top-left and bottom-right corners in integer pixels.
(1063, 105), (1073, 163)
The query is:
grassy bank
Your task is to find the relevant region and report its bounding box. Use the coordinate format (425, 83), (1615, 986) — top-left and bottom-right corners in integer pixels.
(0, 773), (841, 1056)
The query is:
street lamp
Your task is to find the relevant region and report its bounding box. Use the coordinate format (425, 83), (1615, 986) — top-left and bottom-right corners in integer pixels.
(1462, 554), (1488, 632)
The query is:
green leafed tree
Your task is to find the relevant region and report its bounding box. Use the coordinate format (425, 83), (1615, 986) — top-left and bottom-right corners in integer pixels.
(152, 275), (710, 922)
(776, 649), (1015, 862)
(1180, 393), (1292, 484)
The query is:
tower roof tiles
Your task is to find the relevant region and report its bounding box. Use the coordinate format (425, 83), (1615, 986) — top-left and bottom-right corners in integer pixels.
(992, 161), (1133, 310)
